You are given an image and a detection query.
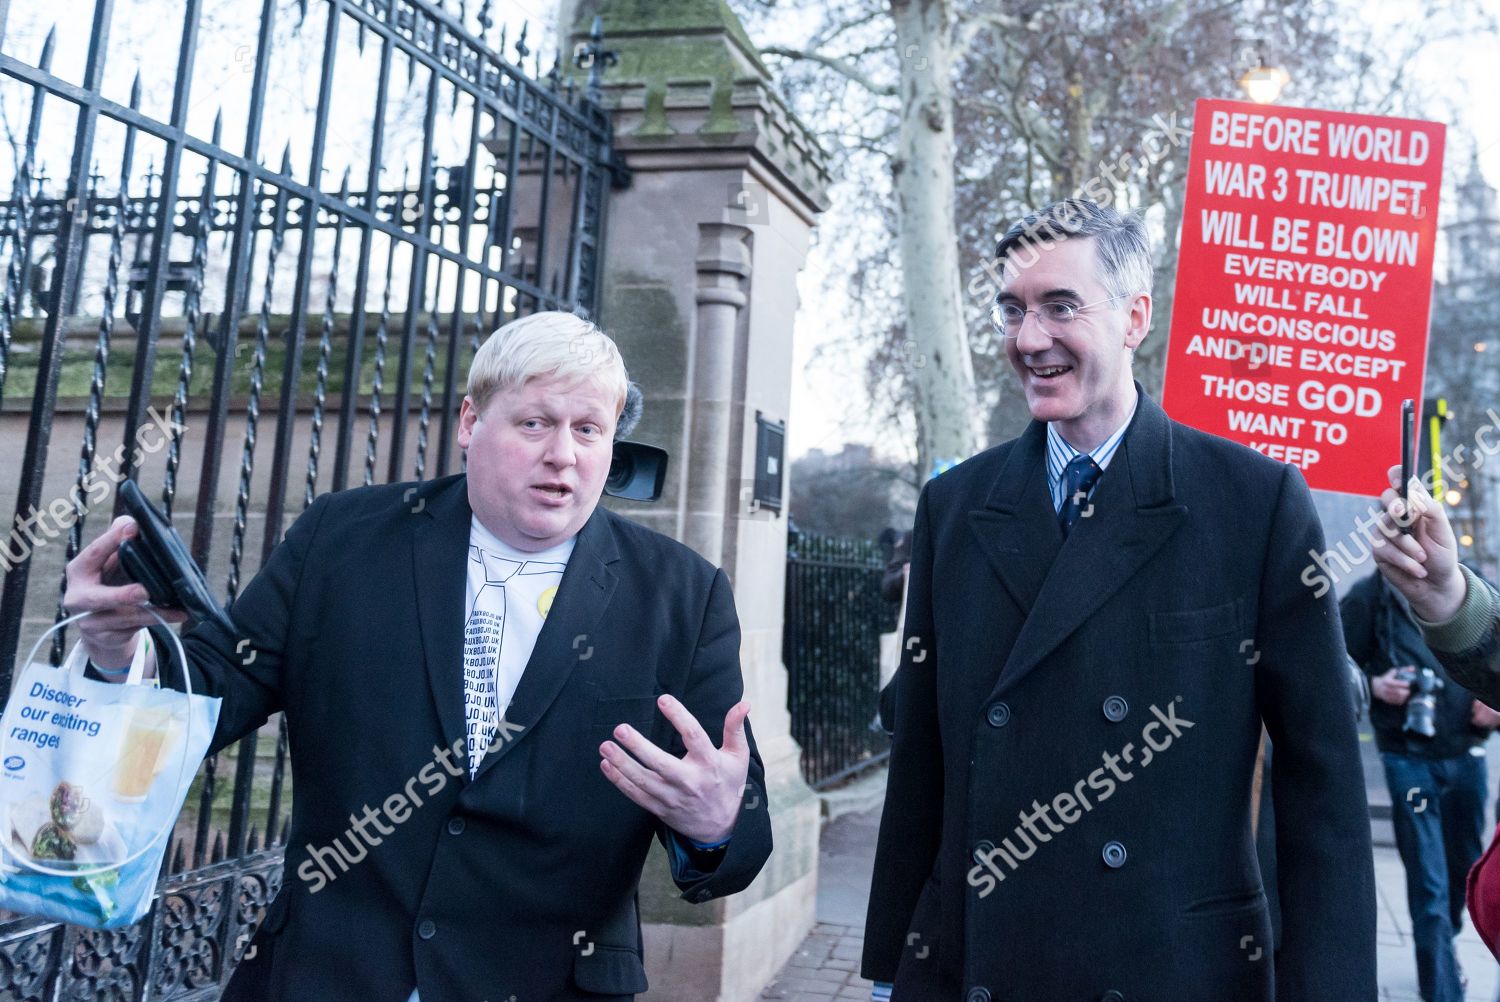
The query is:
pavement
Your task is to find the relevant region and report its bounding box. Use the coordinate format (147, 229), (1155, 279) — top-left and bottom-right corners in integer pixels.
(760, 727), (1500, 1002)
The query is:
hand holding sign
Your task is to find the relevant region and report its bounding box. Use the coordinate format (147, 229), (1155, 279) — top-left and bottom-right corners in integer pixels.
(1371, 463), (1465, 623)
(599, 695), (750, 845)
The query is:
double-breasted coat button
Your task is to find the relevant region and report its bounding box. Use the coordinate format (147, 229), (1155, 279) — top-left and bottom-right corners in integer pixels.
(986, 702), (1011, 727)
(417, 919), (437, 940)
(1102, 841), (1128, 869)
(1101, 991), (1126, 1002)
(965, 988), (991, 1002)
(447, 817), (465, 835)
(1102, 696), (1129, 722)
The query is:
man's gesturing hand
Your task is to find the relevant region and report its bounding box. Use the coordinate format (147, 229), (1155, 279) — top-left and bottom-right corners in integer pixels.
(599, 694), (751, 846)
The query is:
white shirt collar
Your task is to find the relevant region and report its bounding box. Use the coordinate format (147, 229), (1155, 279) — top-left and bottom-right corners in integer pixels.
(1045, 388), (1139, 512)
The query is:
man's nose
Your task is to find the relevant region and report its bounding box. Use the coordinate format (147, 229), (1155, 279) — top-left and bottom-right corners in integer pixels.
(1013, 311), (1053, 354)
(543, 428), (577, 467)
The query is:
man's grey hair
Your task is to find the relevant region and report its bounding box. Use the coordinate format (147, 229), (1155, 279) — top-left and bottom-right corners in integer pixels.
(992, 198), (1154, 302)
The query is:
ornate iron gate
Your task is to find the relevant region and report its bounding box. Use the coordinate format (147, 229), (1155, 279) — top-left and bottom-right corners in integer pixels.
(0, 0), (616, 995)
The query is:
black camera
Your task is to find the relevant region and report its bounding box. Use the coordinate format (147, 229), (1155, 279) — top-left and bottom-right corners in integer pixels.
(1396, 667), (1444, 739)
(603, 441), (668, 502)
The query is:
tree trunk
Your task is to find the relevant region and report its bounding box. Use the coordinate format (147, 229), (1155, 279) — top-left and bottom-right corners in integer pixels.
(890, 0), (977, 477)
(1139, 179), (1184, 396)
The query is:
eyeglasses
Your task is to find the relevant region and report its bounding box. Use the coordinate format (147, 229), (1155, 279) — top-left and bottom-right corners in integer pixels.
(990, 293), (1133, 338)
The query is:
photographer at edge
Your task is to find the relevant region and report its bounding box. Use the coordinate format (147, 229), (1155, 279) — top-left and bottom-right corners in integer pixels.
(1342, 564), (1500, 1002)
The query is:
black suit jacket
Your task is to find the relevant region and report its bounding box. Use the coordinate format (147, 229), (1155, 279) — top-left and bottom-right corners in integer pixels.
(157, 474), (771, 1001)
(862, 388), (1375, 1000)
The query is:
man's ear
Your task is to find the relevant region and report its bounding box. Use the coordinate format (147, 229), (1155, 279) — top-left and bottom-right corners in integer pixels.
(456, 396), (478, 449)
(1124, 292), (1152, 352)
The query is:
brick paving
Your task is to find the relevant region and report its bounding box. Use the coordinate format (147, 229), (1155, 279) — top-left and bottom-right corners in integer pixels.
(759, 923), (873, 1001)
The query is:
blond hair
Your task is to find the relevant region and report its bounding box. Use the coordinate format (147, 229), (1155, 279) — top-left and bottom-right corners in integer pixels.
(467, 311), (629, 419)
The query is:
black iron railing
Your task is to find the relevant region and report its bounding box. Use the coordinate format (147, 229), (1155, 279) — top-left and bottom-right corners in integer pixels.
(784, 525), (894, 789)
(0, 0), (616, 995)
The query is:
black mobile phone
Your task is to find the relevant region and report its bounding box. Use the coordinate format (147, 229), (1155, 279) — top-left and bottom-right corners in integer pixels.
(117, 479), (237, 636)
(1399, 399), (1415, 535)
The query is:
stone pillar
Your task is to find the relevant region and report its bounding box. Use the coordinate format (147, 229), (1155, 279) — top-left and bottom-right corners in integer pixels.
(685, 223), (750, 564)
(566, 2), (830, 999)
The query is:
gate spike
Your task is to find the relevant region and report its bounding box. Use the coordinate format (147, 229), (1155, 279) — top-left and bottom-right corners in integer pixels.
(279, 143), (293, 177)
(129, 71), (142, 110)
(39, 27), (56, 69)
(211, 109), (224, 146)
(515, 21), (530, 61)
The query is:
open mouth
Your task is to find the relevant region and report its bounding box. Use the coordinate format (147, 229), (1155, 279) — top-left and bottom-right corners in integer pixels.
(1028, 364), (1073, 381)
(532, 483), (572, 500)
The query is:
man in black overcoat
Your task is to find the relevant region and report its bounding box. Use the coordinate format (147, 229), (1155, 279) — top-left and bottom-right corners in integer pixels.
(862, 199), (1376, 1001)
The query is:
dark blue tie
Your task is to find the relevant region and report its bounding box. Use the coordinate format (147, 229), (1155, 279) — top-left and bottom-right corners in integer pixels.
(1059, 454), (1103, 534)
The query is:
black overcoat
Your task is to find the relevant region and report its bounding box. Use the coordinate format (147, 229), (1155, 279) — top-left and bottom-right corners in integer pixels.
(862, 388), (1375, 1001)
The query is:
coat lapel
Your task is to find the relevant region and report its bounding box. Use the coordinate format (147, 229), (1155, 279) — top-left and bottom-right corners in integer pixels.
(966, 420), (1062, 617)
(470, 507), (620, 781)
(992, 387), (1188, 698)
(412, 476), (474, 767)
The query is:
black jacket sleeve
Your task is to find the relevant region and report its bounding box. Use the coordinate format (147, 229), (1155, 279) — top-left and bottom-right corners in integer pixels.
(152, 493), (333, 755)
(656, 568), (772, 901)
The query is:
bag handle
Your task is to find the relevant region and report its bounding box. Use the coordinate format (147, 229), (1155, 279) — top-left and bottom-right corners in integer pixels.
(1, 606), (198, 879)
(62, 627), (151, 687)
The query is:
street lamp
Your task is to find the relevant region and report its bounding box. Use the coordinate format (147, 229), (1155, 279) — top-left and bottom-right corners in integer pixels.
(1239, 57), (1290, 104)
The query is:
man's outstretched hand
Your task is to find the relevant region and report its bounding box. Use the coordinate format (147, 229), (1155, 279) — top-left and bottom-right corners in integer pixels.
(1370, 463), (1465, 624)
(63, 515), (188, 669)
(599, 694), (751, 845)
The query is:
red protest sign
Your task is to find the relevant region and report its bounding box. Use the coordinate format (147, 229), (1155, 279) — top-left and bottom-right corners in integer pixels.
(1160, 98), (1444, 496)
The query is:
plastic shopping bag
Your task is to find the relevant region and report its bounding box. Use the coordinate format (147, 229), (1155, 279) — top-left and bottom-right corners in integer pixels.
(0, 613), (219, 928)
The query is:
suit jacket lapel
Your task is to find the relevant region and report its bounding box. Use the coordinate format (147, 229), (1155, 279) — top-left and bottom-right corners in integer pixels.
(967, 420), (1062, 617)
(471, 507), (620, 781)
(412, 476), (474, 768)
(993, 387), (1188, 698)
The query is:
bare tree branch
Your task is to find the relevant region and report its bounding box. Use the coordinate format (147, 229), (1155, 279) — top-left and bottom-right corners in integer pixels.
(761, 44), (898, 97)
